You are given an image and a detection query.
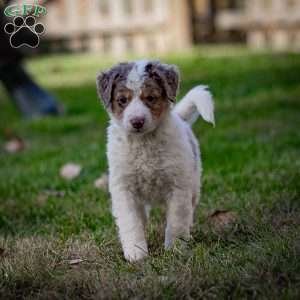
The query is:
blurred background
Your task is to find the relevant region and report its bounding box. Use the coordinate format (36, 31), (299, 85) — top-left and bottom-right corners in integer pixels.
(34, 0), (300, 54)
(1, 0), (299, 118)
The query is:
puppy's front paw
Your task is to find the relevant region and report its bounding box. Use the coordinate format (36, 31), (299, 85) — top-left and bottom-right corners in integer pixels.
(124, 245), (148, 262)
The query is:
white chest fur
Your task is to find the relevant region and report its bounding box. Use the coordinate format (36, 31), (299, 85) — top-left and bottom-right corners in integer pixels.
(107, 114), (197, 203)
(108, 129), (173, 202)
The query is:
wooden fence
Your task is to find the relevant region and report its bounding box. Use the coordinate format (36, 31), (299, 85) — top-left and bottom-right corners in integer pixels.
(41, 0), (192, 55)
(217, 0), (300, 50)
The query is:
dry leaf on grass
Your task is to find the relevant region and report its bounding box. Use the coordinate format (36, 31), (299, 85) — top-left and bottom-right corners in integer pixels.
(36, 194), (49, 206)
(208, 209), (237, 231)
(0, 247), (5, 257)
(94, 173), (109, 191)
(68, 258), (85, 265)
(60, 163), (82, 180)
(36, 190), (65, 206)
(3, 128), (25, 153)
(4, 137), (25, 153)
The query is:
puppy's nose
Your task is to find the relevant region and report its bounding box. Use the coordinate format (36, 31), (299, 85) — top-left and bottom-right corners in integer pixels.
(130, 117), (145, 129)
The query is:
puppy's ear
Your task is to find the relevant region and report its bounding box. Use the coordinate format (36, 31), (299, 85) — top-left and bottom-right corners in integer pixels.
(97, 62), (134, 108)
(96, 68), (118, 108)
(147, 62), (180, 102)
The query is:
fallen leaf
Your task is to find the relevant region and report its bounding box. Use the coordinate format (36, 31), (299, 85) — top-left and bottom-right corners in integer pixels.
(4, 137), (25, 153)
(68, 258), (84, 265)
(36, 194), (49, 206)
(60, 163), (82, 180)
(208, 209), (237, 231)
(37, 190), (65, 206)
(0, 248), (5, 257)
(94, 173), (109, 191)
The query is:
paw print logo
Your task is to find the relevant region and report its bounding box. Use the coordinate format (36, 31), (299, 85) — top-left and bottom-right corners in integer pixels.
(4, 16), (45, 48)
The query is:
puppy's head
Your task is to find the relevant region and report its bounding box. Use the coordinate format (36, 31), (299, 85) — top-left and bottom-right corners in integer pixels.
(96, 60), (179, 135)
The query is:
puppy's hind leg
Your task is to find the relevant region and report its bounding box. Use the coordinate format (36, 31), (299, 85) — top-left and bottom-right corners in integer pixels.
(164, 189), (193, 249)
(111, 189), (148, 262)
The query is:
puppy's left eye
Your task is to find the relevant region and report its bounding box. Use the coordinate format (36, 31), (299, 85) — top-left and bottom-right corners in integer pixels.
(118, 96), (128, 105)
(146, 96), (156, 103)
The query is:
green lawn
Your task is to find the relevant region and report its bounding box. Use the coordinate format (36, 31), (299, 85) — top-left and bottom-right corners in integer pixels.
(0, 47), (300, 299)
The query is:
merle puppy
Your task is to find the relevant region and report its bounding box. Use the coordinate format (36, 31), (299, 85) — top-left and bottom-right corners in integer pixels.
(96, 60), (215, 262)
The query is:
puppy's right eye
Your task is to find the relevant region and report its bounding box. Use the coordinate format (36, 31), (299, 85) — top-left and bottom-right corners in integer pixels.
(146, 96), (156, 103)
(118, 96), (128, 106)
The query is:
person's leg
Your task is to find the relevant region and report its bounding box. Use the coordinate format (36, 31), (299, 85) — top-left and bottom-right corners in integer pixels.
(0, 62), (63, 118)
(0, 2), (63, 118)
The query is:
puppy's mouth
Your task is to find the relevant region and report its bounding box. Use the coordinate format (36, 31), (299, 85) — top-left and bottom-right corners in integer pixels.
(128, 126), (149, 135)
(132, 128), (144, 134)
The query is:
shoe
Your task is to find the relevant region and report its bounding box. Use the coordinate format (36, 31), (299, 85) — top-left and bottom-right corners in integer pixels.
(10, 81), (64, 118)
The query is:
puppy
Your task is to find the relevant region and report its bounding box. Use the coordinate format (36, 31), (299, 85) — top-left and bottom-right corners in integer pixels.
(96, 60), (215, 262)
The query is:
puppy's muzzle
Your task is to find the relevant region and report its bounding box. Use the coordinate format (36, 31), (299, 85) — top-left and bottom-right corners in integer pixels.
(130, 117), (145, 130)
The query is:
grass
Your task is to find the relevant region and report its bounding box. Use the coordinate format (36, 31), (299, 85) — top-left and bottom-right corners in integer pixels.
(0, 46), (300, 299)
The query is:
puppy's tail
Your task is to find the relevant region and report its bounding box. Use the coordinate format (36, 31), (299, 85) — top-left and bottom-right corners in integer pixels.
(174, 86), (215, 126)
